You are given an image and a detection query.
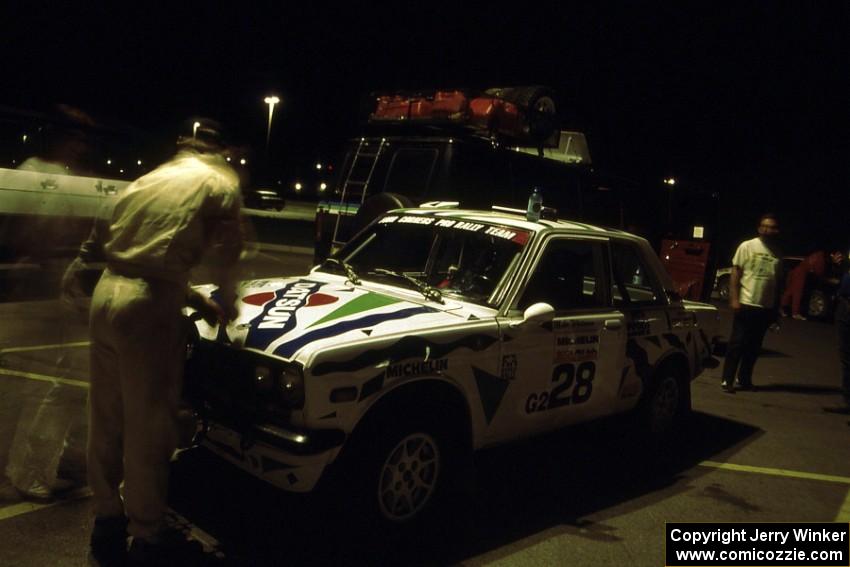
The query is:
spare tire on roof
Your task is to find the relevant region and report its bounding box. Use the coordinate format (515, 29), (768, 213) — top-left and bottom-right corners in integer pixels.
(350, 192), (415, 235)
(485, 86), (558, 144)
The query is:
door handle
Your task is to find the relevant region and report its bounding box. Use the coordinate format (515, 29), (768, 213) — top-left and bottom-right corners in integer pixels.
(603, 319), (622, 331)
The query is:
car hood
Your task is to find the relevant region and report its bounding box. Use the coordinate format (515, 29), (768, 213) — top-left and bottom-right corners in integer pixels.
(192, 275), (471, 361)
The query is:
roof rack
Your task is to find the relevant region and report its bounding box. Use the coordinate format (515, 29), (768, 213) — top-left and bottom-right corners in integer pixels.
(366, 86), (559, 146)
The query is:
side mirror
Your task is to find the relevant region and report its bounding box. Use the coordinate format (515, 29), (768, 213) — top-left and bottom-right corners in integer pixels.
(511, 302), (555, 328)
(666, 288), (683, 303)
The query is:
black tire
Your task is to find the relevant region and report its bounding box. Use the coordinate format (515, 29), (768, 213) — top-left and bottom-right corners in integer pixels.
(638, 365), (691, 437)
(370, 424), (446, 524)
(486, 86), (557, 143)
(350, 192), (415, 235)
(717, 275), (730, 300)
(806, 289), (833, 320)
(341, 411), (460, 529)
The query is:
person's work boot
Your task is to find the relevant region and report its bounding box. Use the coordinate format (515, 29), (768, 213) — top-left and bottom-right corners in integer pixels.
(792, 314), (807, 321)
(721, 381), (735, 393)
(89, 515), (129, 566)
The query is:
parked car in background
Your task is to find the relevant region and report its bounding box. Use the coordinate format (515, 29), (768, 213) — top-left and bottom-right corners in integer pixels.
(714, 255), (839, 320)
(244, 188), (285, 211)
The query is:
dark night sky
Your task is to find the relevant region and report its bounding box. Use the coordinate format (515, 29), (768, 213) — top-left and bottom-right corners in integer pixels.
(2, 4), (848, 256)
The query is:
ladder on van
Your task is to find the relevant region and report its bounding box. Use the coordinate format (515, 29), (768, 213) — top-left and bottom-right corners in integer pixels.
(331, 137), (387, 248)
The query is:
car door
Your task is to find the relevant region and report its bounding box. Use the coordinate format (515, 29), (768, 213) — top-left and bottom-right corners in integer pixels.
(610, 240), (675, 409)
(490, 235), (626, 442)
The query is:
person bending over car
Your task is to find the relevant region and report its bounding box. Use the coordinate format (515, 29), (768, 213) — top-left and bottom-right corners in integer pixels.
(87, 119), (243, 566)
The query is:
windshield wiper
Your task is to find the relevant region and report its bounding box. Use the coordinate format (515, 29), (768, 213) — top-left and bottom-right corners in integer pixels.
(322, 258), (361, 285)
(371, 268), (444, 304)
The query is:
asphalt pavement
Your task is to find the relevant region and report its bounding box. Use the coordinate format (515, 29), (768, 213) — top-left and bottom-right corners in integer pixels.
(0, 262), (847, 566)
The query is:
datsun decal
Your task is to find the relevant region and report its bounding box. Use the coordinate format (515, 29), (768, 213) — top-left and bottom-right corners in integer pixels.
(244, 280), (325, 350)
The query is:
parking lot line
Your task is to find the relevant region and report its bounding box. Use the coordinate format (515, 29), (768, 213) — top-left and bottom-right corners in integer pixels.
(0, 369), (89, 389)
(0, 487), (91, 521)
(0, 341), (90, 354)
(702, 460), (850, 521)
(700, 460), (850, 485)
(838, 489), (850, 522)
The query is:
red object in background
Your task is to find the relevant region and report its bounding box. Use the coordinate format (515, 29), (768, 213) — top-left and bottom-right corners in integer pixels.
(781, 251), (827, 316)
(660, 239), (712, 300)
(370, 90), (524, 135)
(430, 90), (467, 116)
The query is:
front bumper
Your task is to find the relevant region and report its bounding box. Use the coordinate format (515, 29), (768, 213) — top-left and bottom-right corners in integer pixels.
(195, 418), (345, 493)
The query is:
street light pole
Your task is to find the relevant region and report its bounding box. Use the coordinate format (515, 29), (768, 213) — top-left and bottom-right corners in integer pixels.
(264, 96), (280, 156)
(663, 177), (676, 227)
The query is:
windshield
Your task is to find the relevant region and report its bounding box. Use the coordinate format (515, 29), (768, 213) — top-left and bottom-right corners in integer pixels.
(319, 214), (531, 305)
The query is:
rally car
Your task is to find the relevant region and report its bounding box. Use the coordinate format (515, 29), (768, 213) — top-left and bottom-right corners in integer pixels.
(183, 205), (721, 525)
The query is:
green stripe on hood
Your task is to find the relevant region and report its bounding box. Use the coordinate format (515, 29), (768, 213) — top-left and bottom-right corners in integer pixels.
(307, 292), (402, 328)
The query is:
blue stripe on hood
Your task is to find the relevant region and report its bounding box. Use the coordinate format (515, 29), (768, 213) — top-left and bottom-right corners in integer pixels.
(272, 305), (436, 358)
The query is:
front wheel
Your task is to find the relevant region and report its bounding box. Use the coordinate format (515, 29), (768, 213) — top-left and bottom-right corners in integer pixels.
(375, 432), (442, 522)
(358, 418), (456, 527)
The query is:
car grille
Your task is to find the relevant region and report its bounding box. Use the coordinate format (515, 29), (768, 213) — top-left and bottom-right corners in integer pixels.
(184, 340), (291, 423)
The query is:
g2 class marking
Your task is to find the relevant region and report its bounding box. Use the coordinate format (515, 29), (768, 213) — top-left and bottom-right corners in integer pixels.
(525, 361), (597, 413)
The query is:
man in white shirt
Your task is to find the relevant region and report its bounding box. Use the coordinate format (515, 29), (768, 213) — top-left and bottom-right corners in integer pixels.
(87, 119), (242, 565)
(721, 213), (782, 392)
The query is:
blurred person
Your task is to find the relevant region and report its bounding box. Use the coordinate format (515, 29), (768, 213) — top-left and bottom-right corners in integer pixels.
(825, 250), (850, 416)
(780, 250), (843, 320)
(17, 104), (96, 176)
(721, 213), (783, 392)
(4, 105), (98, 500)
(86, 118), (243, 566)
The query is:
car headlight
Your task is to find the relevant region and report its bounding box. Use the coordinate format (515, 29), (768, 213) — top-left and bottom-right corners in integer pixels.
(278, 365), (304, 405)
(252, 359), (304, 408)
(254, 365), (274, 393)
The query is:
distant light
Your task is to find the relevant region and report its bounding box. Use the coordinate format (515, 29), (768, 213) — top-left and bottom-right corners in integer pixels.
(693, 226), (705, 239)
(664, 177), (677, 186)
(65, 166), (70, 170)
(294, 182), (303, 192)
(665, 255), (670, 260)
(119, 169), (124, 173)
(315, 163), (322, 170)
(11, 159), (16, 164)
(107, 159), (112, 165)
(226, 157), (231, 162)
(264, 96), (280, 105)
(21, 134), (28, 143)
(137, 160), (142, 166)
(193, 121), (201, 138)
(240, 158), (247, 165)
(449, 139), (454, 144)
(319, 182), (327, 192)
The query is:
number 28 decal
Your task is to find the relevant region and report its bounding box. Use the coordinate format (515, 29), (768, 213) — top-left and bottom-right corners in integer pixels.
(525, 361), (596, 413)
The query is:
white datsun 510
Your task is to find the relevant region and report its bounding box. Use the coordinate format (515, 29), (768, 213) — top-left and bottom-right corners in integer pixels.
(184, 206), (721, 525)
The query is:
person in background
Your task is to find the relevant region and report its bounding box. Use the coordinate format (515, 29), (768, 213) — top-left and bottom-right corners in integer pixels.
(721, 213), (783, 393)
(5, 105), (98, 501)
(825, 250), (850, 416)
(86, 118), (242, 566)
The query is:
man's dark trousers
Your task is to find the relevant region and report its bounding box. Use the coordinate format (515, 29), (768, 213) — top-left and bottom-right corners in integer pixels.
(722, 305), (777, 387)
(835, 297), (850, 407)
